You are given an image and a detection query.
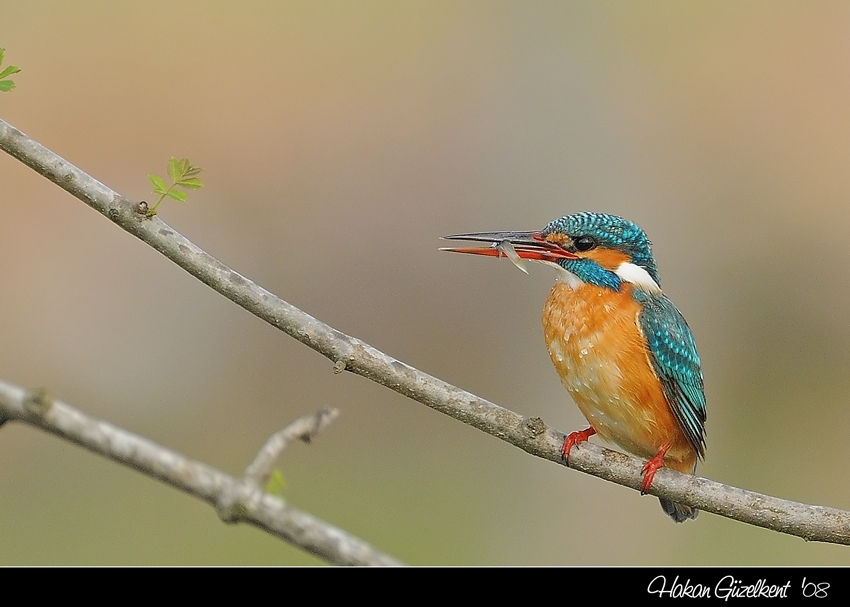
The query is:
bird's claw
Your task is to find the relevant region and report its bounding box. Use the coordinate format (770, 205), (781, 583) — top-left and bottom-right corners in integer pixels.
(560, 426), (596, 464)
(640, 443), (672, 494)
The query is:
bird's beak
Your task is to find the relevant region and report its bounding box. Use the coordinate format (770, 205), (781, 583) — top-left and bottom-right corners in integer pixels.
(440, 230), (578, 263)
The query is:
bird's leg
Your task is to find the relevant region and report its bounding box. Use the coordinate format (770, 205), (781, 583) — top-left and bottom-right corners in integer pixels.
(560, 426), (596, 463)
(640, 443), (672, 494)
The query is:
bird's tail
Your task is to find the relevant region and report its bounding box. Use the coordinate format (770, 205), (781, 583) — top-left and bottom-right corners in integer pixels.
(659, 498), (698, 523)
(658, 458), (699, 522)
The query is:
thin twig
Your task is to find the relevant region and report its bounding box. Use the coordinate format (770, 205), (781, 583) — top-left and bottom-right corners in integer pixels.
(244, 408), (340, 487)
(2, 117), (849, 544)
(0, 380), (401, 566)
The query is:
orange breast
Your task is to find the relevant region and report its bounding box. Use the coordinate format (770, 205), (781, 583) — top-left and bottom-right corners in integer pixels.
(543, 281), (696, 472)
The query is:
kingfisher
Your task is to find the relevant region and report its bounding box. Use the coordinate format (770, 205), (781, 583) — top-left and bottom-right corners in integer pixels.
(442, 212), (706, 522)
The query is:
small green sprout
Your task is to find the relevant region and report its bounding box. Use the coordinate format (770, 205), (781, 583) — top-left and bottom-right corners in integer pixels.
(0, 48), (21, 93)
(265, 468), (287, 496)
(147, 157), (203, 215)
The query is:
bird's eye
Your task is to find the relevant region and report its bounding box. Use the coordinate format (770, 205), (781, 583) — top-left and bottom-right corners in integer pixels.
(574, 235), (597, 252)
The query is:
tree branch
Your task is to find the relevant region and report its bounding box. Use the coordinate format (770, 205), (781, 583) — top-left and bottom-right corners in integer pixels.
(244, 408), (340, 488)
(0, 381), (401, 566)
(2, 117), (849, 545)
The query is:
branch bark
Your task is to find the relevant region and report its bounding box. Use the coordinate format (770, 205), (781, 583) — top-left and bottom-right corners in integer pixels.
(244, 408), (340, 487)
(0, 381), (400, 566)
(2, 117), (849, 547)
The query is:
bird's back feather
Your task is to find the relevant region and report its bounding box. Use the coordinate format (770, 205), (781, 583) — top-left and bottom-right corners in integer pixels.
(634, 290), (706, 459)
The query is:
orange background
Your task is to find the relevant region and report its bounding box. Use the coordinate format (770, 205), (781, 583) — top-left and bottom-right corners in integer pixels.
(2, 1), (850, 564)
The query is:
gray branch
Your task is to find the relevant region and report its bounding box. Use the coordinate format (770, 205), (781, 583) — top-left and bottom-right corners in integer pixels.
(2, 117), (849, 545)
(244, 408), (340, 487)
(0, 381), (400, 566)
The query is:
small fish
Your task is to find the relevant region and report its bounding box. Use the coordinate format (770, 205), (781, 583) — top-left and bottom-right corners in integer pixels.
(496, 239), (529, 274)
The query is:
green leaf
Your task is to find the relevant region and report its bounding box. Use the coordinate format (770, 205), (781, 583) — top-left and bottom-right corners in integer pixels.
(150, 158), (203, 211)
(0, 80), (15, 92)
(0, 65), (21, 80)
(265, 469), (286, 495)
(176, 177), (203, 189)
(166, 158), (179, 181)
(0, 48), (5, 65)
(148, 174), (167, 191)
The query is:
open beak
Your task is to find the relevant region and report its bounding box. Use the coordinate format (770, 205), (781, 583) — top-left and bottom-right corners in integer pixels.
(440, 230), (578, 264)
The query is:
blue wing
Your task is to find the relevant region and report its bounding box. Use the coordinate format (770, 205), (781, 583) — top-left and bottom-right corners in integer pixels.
(635, 292), (706, 458)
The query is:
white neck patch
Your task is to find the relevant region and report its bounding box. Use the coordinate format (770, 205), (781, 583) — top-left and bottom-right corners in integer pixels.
(615, 262), (662, 294)
(536, 260), (584, 289)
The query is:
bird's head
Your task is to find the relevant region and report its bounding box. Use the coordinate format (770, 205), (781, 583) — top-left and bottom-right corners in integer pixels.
(442, 212), (661, 293)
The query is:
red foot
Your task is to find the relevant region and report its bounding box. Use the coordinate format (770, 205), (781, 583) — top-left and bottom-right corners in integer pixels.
(640, 443), (672, 494)
(561, 426), (596, 463)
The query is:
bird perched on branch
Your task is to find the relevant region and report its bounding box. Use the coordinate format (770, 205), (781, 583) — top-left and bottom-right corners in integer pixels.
(442, 212), (706, 522)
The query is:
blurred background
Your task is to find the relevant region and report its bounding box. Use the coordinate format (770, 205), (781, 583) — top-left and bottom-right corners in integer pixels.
(1, 1), (850, 565)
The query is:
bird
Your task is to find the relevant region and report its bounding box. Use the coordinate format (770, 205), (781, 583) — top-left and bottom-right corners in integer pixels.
(441, 212), (706, 522)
